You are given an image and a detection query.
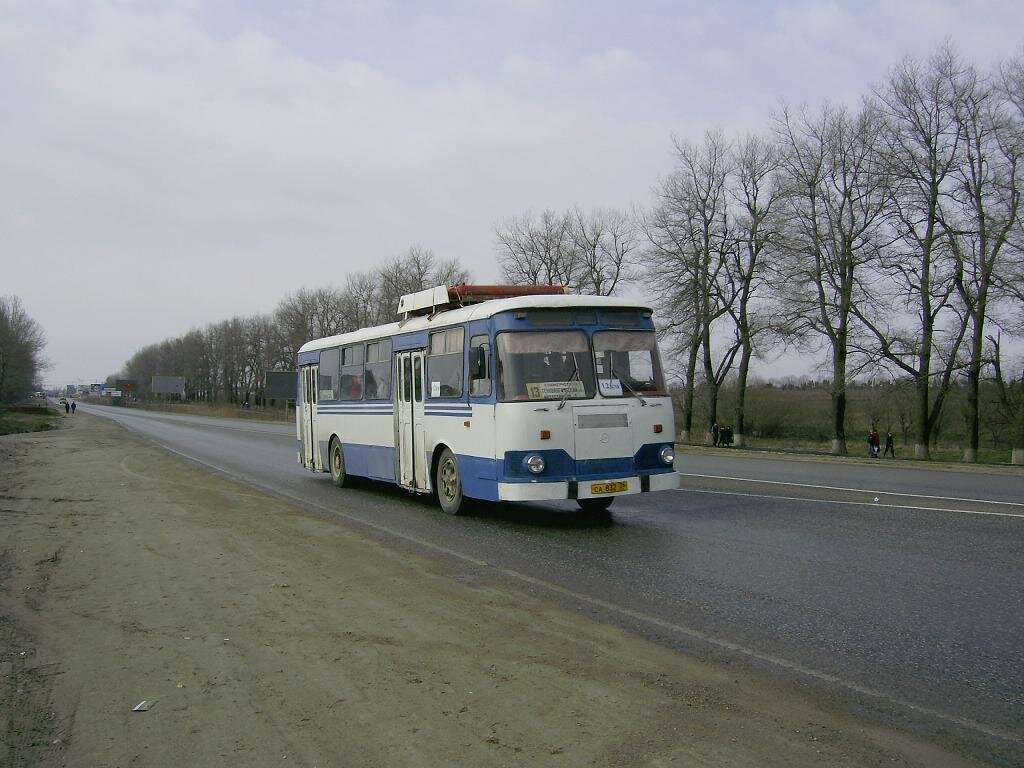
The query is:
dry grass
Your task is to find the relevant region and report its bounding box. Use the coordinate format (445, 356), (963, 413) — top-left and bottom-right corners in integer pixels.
(0, 407), (60, 435)
(118, 400), (293, 423)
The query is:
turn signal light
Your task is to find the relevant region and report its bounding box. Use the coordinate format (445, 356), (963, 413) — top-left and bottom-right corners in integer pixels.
(653, 424), (663, 433)
(540, 430), (551, 440)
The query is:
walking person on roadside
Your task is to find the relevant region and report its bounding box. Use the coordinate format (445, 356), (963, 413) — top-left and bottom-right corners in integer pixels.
(64, 401), (69, 414)
(868, 427), (880, 457)
(712, 422), (720, 447)
(71, 401), (76, 414)
(884, 431), (895, 458)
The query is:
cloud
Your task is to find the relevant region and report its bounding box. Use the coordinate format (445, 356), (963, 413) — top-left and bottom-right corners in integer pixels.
(772, 0), (850, 40)
(3, 1), (1023, 385)
(701, 47), (736, 74)
(582, 46), (645, 76)
(500, 53), (557, 84)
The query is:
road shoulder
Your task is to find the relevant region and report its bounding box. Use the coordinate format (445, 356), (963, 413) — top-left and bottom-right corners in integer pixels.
(0, 415), (987, 767)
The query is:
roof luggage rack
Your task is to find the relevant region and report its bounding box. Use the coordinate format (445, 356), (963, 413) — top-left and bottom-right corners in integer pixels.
(397, 284), (569, 319)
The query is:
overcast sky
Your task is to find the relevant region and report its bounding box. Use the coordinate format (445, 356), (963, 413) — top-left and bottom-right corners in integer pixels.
(2, 0), (1021, 387)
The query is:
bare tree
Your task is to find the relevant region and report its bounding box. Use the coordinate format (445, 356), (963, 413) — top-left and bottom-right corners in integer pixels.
(243, 314), (275, 405)
(989, 49), (1024, 463)
(988, 333), (1024, 464)
(567, 207), (637, 295)
(680, 132), (739, 441)
(495, 208), (632, 296)
(376, 244), (472, 318)
(273, 286), (347, 364)
(943, 62), (1023, 461)
(640, 131), (736, 442)
(0, 295), (47, 403)
(774, 101), (891, 455)
(341, 272), (384, 329)
(495, 209), (578, 288)
(728, 133), (784, 446)
(639, 201), (703, 441)
(855, 45), (973, 459)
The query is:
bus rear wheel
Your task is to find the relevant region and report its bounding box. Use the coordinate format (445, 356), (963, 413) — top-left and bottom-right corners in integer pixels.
(436, 448), (466, 515)
(329, 438), (350, 488)
(578, 497), (614, 514)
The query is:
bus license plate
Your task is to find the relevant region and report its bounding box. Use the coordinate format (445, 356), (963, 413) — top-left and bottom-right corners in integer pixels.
(591, 481), (628, 495)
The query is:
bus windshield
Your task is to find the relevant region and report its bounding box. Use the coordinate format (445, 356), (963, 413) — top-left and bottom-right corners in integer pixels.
(497, 331), (596, 402)
(593, 330), (667, 397)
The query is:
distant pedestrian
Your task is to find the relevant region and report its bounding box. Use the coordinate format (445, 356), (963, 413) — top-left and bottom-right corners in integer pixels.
(884, 431), (895, 458)
(64, 401), (69, 414)
(71, 401), (76, 414)
(712, 422), (720, 447)
(868, 428), (880, 458)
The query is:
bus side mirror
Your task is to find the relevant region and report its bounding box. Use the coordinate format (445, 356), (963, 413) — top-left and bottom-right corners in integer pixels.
(470, 346), (487, 380)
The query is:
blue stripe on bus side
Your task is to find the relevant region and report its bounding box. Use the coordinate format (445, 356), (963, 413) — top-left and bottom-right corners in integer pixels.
(318, 406), (394, 411)
(341, 443), (397, 483)
(318, 411), (394, 416)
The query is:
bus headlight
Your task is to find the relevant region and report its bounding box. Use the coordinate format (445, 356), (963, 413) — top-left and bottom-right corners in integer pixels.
(524, 454), (546, 474)
(659, 445), (675, 465)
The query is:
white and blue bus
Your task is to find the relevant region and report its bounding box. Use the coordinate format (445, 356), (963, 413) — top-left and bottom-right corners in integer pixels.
(297, 285), (679, 515)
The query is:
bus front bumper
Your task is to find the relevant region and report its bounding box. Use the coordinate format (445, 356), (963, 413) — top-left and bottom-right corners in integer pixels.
(497, 472), (680, 502)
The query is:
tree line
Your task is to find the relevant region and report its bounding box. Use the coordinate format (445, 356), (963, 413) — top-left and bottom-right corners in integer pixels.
(116, 246), (469, 406)
(635, 44), (1024, 461)
(113, 44), (1023, 463)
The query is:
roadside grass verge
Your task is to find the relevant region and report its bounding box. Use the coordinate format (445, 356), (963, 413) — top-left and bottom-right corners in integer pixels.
(0, 406), (60, 435)
(678, 437), (1021, 469)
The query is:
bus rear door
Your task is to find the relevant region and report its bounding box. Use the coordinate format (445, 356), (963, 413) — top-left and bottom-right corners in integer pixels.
(396, 350), (427, 489)
(300, 364), (318, 470)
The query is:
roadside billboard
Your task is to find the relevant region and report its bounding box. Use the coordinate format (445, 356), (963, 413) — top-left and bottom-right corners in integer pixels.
(264, 371), (298, 400)
(152, 375), (186, 396)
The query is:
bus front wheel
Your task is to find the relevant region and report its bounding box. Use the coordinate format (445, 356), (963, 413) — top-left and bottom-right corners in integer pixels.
(329, 438), (350, 488)
(436, 448), (466, 515)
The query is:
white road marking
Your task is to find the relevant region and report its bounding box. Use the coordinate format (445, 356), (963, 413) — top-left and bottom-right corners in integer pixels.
(677, 487), (1024, 519)
(679, 472), (1024, 508)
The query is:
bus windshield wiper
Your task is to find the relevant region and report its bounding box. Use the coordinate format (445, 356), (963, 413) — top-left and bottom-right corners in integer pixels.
(609, 361), (647, 406)
(557, 353), (580, 410)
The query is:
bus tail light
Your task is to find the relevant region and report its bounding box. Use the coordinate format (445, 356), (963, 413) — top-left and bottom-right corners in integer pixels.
(653, 424), (663, 433)
(540, 430), (551, 440)
(659, 445), (675, 465)
(524, 454), (546, 474)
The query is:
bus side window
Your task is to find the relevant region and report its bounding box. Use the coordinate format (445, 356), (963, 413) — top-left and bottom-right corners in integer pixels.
(469, 335), (491, 397)
(318, 347), (340, 400)
(340, 344), (364, 400)
(427, 327), (464, 398)
(365, 338), (392, 400)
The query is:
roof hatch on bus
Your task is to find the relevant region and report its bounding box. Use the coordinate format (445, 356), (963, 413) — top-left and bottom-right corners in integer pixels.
(397, 284), (570, 319)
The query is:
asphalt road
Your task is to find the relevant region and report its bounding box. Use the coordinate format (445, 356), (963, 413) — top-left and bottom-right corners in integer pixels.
(78, 403), (1024, 764)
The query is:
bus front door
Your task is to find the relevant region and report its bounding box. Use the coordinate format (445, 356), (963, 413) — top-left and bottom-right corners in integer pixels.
(396, 350), (427, 489)
(301, 364), (318, 470)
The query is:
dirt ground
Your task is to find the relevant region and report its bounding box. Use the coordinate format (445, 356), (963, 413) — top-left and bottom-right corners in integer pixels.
(0, 414), (990, 767)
